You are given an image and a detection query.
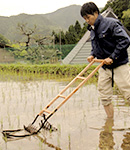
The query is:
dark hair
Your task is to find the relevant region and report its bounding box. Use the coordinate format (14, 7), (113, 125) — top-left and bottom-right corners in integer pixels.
(80, 2), (99, 17)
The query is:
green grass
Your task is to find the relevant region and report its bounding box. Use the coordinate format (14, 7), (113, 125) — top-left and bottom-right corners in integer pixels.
(0, 63), (99, 82)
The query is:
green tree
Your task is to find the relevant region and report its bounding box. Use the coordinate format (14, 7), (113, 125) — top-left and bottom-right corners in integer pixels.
(60, 31), (66, 45)
(112, 0), (129, 19)
(53, 32), (59, 44)
(0, 34), (10, 47)
(122, 9), (130, 30)
(26, 46), (43, 64)
(81, 22), (88, 36)
(65, 25), (77, 44)
(74, 20), (82, 39)
(101, 0), (130, 19)
(52, 20), (88, 45)
(101, 0), (130, 30)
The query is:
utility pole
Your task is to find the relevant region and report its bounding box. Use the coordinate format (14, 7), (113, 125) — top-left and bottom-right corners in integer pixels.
(59, 29), (62, 62)
(59, 29), (61, 52)
(53, 35), (55, 49)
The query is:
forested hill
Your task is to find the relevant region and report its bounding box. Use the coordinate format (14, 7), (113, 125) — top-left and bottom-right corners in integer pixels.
(102, 0), (130, 31)
(44, 5), (84, 29)
(0, 0), (129, 43)
(0, 5), (85, 42)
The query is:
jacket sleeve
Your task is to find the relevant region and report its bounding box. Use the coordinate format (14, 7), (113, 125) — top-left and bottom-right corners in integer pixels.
(90, 49), (96, 57)
(90, 31), (97, 57)
(109, 21), (130, 60)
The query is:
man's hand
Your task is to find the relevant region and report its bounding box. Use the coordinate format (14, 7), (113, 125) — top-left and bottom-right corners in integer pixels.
(104, 58), (113, 65)
(87, 55), (94, 62)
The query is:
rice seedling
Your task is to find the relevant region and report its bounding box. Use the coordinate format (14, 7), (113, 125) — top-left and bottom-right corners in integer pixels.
(7, 113), (11, 127)
(0, 117), (3, 129)
(2, 91), (5, 104)
(57, 135), (61, 148)
(68, 133), (71, 150)
(17, 115), (20, 128)
(33, 104), (36, 116)
(38, 140), (43, 150)
(57, 124), (61, 135)
(124, 120), (126, 127)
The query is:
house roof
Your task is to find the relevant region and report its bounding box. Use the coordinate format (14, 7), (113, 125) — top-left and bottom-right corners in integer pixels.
(62, 7), (130, 64)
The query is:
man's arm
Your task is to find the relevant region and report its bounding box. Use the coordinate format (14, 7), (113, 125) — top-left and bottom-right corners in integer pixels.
(109, 21), (130, 61)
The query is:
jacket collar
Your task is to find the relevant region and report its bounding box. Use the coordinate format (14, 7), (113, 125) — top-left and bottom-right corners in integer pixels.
(94, 14), (103, 28)
(87, 24), (92, 31)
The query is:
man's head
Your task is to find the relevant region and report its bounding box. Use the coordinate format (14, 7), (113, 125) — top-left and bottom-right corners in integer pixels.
(80, 2), (99, 26)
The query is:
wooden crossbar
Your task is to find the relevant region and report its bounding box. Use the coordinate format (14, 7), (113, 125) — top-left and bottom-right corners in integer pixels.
(77, 76), (87, 80)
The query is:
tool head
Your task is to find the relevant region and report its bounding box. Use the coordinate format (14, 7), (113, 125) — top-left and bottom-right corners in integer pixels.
(24, 125), (38, 134)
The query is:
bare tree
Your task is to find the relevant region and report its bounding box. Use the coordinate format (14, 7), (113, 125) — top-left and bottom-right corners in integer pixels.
(33, 35), (53, 47)
(17, 23), (37, 49)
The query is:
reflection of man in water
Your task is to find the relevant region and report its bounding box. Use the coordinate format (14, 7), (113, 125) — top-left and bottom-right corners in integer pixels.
(121, 132), (130, 150)
(99, 118), (115, 149)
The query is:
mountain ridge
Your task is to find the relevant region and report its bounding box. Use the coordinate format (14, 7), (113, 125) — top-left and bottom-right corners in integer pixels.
(0, 5), (85, 42)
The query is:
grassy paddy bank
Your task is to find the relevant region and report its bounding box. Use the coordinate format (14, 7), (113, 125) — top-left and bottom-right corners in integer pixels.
(0, 63), (98, 82)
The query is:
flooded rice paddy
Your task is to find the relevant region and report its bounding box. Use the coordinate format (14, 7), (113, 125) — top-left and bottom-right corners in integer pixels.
(0, 78), (130, 150)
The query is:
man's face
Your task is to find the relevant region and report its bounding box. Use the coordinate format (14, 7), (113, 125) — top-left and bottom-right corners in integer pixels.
(83, 12), (98, 26)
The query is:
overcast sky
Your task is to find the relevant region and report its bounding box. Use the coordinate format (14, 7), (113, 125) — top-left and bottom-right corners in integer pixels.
(0, 0), (108, 17)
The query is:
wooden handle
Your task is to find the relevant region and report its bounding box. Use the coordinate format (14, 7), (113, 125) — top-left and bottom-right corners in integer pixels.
(38, 58), (105, 118)
(93, 59), (104, 63)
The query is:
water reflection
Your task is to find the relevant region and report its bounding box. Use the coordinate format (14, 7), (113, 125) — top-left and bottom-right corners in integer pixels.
(35, 134), (62, 150)
(99, 118), (115, 150)
(121, 132), (130, 150)
(1, 80), (130, 149)
(2, 131), (62, 150)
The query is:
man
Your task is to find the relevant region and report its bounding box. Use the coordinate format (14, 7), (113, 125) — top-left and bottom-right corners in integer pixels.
(80, 2), (130, 118)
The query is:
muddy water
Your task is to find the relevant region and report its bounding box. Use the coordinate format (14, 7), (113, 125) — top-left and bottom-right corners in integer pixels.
(0, 80), (130, 150)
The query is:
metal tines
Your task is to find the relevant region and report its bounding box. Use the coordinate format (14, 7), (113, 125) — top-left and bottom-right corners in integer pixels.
(41, 120), (57, 131)
(24, 114), (57, 134)
(40, 113), (57, 132)
(24, 124), (38, 134)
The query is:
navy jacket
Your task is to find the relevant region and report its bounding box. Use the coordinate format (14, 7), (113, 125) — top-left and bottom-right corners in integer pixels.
(88, 14), (130, 69)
